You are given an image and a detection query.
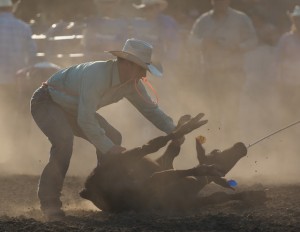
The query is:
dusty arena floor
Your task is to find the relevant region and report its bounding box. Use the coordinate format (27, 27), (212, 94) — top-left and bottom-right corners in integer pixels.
(0, 175), (299, 232)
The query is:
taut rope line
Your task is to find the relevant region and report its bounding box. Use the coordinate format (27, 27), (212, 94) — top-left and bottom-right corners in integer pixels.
(248, 120), (300, 148)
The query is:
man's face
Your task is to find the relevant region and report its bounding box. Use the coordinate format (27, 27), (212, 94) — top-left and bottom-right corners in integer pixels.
(122, 61), (147, 82)
(131, 63), (147, 80)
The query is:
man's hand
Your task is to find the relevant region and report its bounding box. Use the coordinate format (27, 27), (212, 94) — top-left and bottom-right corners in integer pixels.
(106, 145), (126, 155)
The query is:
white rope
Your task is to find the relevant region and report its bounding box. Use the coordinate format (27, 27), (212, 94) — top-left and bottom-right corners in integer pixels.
(248, 120), (300, 148)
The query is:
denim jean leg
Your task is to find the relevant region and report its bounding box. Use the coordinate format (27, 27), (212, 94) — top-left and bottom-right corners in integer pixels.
(31, 94), (74, 213)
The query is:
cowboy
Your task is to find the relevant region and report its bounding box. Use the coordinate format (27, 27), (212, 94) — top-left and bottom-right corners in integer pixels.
(30, 38), (181, 221)
(82, 0), (129, 60)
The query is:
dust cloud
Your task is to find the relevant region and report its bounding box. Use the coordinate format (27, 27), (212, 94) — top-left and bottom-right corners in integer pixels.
(0, 3), (299, 188)
(1, 51), (299, 186)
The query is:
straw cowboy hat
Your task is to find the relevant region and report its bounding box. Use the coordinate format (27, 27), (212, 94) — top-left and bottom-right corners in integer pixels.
(289, 5), (300, 17)
(0, 0), (12, 7)
(133, 0), (168, 11)
(107, 38), (163, 77)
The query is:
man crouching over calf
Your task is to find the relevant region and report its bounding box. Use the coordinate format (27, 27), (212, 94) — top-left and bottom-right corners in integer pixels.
(30, 38), (182, 221)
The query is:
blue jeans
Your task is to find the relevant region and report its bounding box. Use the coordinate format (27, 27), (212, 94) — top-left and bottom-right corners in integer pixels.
(30, 86), (121, 211)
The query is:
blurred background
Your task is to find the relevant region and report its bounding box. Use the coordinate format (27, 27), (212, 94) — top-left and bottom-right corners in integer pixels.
(1, 0), (300, 185)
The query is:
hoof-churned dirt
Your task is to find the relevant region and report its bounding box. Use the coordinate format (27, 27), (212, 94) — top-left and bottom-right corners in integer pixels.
(0, 175), (299, 232)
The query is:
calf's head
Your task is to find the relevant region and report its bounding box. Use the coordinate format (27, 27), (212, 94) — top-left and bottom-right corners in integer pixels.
(196, 138), (247, 175)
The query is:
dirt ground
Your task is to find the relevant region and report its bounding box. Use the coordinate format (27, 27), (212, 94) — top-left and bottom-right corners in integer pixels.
(0, 175), (299, 232)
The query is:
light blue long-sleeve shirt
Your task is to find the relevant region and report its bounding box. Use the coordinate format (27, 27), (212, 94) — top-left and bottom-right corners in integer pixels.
(47, 60), (175, 153)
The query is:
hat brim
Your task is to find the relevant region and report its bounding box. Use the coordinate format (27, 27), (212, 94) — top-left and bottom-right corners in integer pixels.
(107, 50), (163, 77)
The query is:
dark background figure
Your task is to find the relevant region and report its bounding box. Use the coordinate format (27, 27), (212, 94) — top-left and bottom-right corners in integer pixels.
(189, 0), (257, 145)
(82, 0), (129, 61)
(11, 0), (300, 34)
(276, 5), (300, 119)
(247, 7), (279, 46)
(0, 0), (37, 163)
(0, 0), (36, 87)
(130, 0), (180, 63)
(10, 0), (300, 71)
